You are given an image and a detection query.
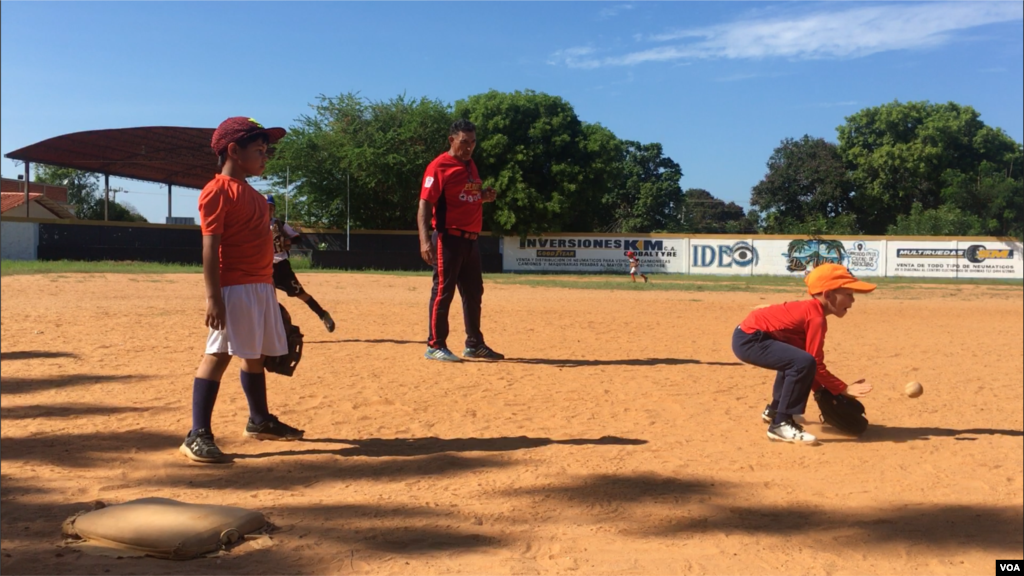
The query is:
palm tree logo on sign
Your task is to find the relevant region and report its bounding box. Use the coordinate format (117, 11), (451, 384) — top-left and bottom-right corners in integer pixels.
(784, 239), (848, 273)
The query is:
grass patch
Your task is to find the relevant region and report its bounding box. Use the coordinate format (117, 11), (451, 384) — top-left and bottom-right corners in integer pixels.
(484, 273), (1021, 292)
(1, 259), (201, 276)
(3, 260), (1019, 294)
(484, 275), (797, 293)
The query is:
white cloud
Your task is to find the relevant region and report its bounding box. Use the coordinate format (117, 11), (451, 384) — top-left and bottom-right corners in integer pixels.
(598, 4), (634, 20)
(550, 2), (1023, 68)
(547, 46), (601, 69)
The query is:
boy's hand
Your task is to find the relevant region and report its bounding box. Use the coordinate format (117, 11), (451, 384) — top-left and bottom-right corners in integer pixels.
(482, 187), (497, 203)
(843, 379), (872, 398)
(206, 295), (226, 331)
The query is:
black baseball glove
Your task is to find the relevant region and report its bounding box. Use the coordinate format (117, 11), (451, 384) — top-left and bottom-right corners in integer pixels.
(264, 304), (303, 377)
(814, 389), (868, 436)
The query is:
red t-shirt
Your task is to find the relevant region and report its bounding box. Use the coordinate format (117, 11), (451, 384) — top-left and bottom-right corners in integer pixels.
(198, 174), (273, 287)
(739, 298), (848, 394)
(420, 153), (484, 233)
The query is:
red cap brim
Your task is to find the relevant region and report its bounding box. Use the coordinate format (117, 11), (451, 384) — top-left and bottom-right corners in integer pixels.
(262, 127), (286, 144)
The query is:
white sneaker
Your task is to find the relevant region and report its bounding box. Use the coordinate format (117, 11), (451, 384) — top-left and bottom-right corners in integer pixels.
(767, 419), (818, 445)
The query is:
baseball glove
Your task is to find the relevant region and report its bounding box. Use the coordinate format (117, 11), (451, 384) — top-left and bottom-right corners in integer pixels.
(264, 304), (303, 377)
(814, 389), (868, 435)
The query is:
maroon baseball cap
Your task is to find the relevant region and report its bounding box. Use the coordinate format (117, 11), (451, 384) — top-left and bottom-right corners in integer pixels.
(211, 117), (286, 156)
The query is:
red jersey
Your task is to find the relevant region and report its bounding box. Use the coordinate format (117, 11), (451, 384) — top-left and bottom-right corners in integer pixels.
(420, 153), (484, 233)
(739, 298), (847, 394)
(198, 174), (273, 287)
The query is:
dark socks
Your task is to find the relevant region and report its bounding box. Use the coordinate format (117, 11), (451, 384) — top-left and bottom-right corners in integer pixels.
(239, 370), (271, 425)
(191, 377), (221, 433)
(304, 296), (326, 317)
(772, 412), (790, 426)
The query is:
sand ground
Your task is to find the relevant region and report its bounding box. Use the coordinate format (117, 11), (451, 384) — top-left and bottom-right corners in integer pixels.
(1, 273), (1022, 575)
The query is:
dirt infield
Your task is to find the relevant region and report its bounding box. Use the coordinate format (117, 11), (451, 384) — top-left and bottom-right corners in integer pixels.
(2, 273), (1021, 575)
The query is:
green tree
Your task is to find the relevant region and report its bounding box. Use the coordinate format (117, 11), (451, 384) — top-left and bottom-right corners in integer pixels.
(939, 157), (1023, 237)
(837, 100), (1021, 233)
(602, 141), (684, 233)
(679, 188), (754, 233)
(887, 203), (984, 236)
(33, 165), (146, 222)
(750, 135), (855, 234)
(265, 92), (453, 229)
(454, 89), (617, 236)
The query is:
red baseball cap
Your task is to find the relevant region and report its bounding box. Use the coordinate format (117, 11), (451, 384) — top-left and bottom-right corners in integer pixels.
(804, 263), (876, 295)
(211, 117), (286, 156)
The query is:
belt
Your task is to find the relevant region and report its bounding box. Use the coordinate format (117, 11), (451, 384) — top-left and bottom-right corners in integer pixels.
(444, 228), (479, 240)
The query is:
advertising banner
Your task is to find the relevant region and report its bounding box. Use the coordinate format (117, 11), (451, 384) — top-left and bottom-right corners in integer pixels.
(687, 239), (757, 276)
(886, 240), (959, 278)
(502, 236), (688, 273)
(954, 240), (1022, 279)
(753, 239), (885, 277)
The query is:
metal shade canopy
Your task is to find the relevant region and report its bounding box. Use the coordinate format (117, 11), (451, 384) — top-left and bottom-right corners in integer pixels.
(5, 126), (218, 190)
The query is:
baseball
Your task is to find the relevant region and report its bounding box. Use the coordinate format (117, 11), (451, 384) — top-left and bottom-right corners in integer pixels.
(904, 381), (924, 398)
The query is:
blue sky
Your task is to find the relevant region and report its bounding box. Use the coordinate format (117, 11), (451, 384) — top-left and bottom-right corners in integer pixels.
(2, 1), (1022, 224)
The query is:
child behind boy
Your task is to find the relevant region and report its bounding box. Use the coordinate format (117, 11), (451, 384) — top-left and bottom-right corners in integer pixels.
(266, 194), (336, 333)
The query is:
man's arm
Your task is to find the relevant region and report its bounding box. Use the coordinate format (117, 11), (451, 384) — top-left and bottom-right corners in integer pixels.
(418, 199), (435, 266)
(203, 234), (226, 330)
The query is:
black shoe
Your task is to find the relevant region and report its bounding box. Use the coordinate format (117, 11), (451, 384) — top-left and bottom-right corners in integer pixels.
(244, 416), (304, 441)
(761, 404), (777, 424)
(462, 344), (505, 360)
(180, 428), (227, 463)
(321, 312), (336, 333)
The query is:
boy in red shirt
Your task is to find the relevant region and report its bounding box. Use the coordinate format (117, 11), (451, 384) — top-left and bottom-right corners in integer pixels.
(732, 264), (875, 444)
(625, 251), (648, 283)
(180, 117), (305, 463)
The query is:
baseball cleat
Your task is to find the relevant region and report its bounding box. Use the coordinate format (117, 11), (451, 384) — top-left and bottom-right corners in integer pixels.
(462, 345), (505, 360)
(244, 416), (304, 441)
(762, 404), (777, 424)
(425, 347), (462, 362)
(767, 419), (818, 445)
(321, 312), (336, 333)
(180, 428), (227, 463)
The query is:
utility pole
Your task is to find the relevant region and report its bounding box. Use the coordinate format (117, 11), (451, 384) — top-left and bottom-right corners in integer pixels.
(23, 162), (30, 218)
(346, 172), (350, 251)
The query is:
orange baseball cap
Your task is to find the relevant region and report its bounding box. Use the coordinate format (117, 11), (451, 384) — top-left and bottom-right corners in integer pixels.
(804, 263), (876, 295)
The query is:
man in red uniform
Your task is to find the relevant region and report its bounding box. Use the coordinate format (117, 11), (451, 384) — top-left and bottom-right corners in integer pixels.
(417, 119), (503, 362)
(732, 264), (875, 444)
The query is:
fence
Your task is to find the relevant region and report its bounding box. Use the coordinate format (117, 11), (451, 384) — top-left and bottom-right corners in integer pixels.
(501, 234), (1023, 279)
(0, 218), (503, 272)
(3, 217), (1021, 280)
